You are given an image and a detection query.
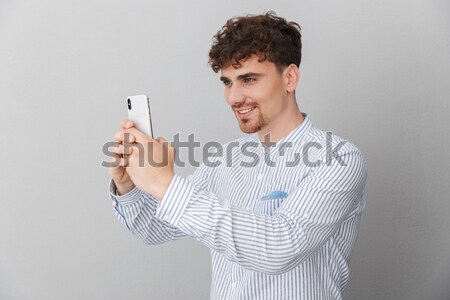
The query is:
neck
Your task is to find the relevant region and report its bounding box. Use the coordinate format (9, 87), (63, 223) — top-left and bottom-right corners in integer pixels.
(258, 101), (304, 144)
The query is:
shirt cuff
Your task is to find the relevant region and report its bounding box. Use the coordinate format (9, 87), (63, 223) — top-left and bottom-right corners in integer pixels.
(108, 178), (143, 205)
(155, 174), (195, 227)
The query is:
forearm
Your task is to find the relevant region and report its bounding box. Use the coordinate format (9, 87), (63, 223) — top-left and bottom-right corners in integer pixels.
(155, 152), (366, 274)
(182, 194), (307, 274)
(155, 176), (319, 274)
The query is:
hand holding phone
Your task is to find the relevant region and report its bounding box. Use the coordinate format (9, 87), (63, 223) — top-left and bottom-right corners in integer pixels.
(112, 94), (175, 199)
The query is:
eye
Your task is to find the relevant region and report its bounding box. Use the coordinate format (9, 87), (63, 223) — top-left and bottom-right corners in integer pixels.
(243, 77), (256, 85)
(222, 80), (232, 87)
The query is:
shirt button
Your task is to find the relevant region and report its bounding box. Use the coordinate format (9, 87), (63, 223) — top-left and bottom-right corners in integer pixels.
(303, 212), (310, 219)
(257, 174), (263, 180)
(231, 282), (237, 288)
(112, 201), (117, 207)
(163, 215), (171, 222)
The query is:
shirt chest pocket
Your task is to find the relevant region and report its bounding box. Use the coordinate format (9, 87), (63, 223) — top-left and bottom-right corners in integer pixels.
(254, 191), (289, 216)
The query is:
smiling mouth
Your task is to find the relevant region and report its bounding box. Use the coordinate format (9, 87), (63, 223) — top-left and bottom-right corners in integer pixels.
(236, 106), (256, 117)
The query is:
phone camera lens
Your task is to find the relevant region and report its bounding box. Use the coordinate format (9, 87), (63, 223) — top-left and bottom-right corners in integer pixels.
(127, 99), (131, 110)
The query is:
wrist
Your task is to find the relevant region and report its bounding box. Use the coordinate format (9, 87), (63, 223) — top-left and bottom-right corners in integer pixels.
(151, 172), (175, 201)
(115, 180), (136, 196)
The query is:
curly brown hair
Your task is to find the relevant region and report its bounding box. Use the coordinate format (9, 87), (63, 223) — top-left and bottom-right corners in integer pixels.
(208, 12), (302, 73)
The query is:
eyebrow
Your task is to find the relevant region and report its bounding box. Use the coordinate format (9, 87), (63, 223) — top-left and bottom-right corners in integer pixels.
(220, 72), (263, 82)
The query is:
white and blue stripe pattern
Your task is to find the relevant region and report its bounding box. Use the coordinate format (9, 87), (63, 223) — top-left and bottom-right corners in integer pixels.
(110, 115), (367, 299)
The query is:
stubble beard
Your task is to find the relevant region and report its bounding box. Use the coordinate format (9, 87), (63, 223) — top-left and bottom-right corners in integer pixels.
(239, 113), (265, 133)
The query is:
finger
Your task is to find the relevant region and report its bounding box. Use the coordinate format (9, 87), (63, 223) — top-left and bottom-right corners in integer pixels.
(109, 142), (121, 155)
(107, 151), (121, 162)
(119, 156), (128, 167)
(156, 136), (175, 156)
(106, 151), (123, 168)
(110, 140), (122, 150)
(126, 127), (151, 142)
(156, 136), (169, 150)
(114, 130), (124, 143)
(121, 119), (134, 129)
(109, 152), (129, 167)
(156, 136), (173, 149)
(110, 143), (134, 155)
(114, 130), (136, 143)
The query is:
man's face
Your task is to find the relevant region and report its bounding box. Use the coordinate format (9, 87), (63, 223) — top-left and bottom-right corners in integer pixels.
(220, 55), (290, 135)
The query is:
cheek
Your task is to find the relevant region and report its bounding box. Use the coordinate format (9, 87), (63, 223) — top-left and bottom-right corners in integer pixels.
(252, 84), (278, 105)
(258, 83), (286, 111)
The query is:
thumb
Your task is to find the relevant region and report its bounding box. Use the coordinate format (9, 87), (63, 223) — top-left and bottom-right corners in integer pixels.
(156, 137), (175, 155)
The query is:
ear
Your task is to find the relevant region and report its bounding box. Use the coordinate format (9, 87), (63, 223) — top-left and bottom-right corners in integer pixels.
(284, 64), (300, 93)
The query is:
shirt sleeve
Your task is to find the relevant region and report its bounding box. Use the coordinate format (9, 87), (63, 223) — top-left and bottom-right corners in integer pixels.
(109, 179), (186, 245)
(154, 150), (367, 275)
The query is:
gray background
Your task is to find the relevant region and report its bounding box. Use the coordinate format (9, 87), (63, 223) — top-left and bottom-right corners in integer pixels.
(1, 0), (449, 299)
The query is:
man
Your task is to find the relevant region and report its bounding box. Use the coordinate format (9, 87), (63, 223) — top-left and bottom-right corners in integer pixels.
(108, 12), (367, 300)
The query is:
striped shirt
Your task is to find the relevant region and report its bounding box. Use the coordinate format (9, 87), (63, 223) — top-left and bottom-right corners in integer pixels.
(109, 115), (367, 299)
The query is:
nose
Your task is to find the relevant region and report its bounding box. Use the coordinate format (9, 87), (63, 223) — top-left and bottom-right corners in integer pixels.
(226, 84), (245, 107)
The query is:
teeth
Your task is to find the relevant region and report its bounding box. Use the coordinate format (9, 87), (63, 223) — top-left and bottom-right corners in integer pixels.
(238, 107), (255, 114)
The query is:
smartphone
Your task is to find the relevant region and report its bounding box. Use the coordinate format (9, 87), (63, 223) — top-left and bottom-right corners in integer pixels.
(127, 94), (154, 138)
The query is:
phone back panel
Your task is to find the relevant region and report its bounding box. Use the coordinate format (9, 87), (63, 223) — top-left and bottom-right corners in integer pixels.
(127, 95), (153, 138)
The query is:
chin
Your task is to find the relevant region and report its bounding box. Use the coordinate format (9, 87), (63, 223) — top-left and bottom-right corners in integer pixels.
(239, 121), (262, 133)
(240, 128), (258, 134)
